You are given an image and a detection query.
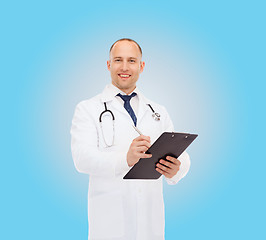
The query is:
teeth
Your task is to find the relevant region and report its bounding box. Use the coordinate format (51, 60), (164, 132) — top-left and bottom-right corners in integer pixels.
(120, 74), (130, 77)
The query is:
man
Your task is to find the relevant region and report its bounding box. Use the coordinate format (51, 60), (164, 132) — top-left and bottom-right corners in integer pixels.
(70, 38), (191, 240)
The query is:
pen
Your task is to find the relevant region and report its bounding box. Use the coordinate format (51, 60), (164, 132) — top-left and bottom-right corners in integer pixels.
(132, 125), (143, 135)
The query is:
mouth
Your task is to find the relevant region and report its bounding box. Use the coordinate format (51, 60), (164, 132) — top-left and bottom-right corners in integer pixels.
(118, 74), (131, 79)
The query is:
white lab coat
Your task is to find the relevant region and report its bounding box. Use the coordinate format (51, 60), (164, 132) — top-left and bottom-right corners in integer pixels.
(70, 84), (191, 240)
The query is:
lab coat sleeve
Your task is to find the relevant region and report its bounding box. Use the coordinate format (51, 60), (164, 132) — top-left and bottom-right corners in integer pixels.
(162, 106), (191, 185)
(70, 101), (131, 178)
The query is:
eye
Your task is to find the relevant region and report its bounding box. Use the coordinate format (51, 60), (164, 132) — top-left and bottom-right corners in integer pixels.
(115, 59), (121, 62)
(129, 59), (136, 63)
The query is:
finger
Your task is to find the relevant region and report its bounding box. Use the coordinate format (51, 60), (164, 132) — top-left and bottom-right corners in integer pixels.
(138, 153), (152, 159)
(134, 140), (151, 149)
(156, 163), (171, 174)
(166, 156), (181, 166)
(165, 156), (177, 163)
(164, 160), (180, 173)
(156, 167), (163, 174)
(136, 146), (149, 153)
(139, 135), (151, 143)
(160, 163), (180, 175)
(134, 135), (151, 144)
(159, 159), (174, 168)
(175, 159), (181, 167)
(156, 167), (171, 178)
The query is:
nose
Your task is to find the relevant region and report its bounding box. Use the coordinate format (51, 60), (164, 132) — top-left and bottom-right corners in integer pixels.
(121, 60), (129, 72)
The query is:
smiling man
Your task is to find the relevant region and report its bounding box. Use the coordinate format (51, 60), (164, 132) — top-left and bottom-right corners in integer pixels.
(71, 38), (191, 240)
(107, 40), (144, 94)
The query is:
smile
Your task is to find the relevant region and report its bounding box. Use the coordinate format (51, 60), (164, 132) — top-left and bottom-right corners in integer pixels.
(118, 74), (131, 78)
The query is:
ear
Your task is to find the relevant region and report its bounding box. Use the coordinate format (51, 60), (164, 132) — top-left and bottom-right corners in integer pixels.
(107, 60), (111, 71)
(140, 61), (145, 73)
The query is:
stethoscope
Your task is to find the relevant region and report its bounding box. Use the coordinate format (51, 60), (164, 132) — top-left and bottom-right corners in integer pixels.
(99, 102), (160, 147)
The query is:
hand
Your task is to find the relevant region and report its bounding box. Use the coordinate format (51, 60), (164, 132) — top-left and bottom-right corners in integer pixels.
(156, 156), (181, 178)
(127, 135), (152, 167)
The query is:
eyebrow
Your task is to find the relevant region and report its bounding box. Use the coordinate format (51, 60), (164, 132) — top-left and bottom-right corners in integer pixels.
(113, 57), (137, 60)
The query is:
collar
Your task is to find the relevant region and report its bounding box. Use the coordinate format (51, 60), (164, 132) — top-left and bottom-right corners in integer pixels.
(100, 83), (151, 122)
(100, 83), (144, 103)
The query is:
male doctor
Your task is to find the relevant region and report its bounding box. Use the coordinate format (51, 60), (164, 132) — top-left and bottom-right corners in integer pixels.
(70, 38), (191, 240)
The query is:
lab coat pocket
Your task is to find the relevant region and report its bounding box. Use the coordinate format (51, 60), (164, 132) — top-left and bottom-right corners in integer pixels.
(88, 191), (125, 239)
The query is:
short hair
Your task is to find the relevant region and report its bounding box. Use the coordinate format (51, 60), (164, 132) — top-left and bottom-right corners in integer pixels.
(109, 38), (142, 56)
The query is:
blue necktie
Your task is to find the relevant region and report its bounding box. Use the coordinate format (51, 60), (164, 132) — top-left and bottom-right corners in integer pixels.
(117, 92), (137, 126)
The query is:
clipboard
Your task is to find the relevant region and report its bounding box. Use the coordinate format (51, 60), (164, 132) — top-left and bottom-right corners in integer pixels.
(123, 132), (198, 179)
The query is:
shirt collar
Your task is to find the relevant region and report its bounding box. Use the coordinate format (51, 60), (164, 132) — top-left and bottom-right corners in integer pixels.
(101, 83), (140, 102)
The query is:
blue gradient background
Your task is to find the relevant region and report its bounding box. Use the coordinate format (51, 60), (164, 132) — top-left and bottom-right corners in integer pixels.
(1, 0), (265, 239)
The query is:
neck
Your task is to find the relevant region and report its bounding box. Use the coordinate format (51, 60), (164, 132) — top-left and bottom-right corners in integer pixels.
(111, 82), (136, 95)
(125, 88), (135, 95)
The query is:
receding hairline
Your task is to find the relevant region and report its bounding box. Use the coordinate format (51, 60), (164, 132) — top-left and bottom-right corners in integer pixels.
(109, 38), (142, 57)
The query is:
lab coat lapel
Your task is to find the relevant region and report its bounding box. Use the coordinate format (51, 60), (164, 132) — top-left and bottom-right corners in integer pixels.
(100, 85), (131, 118)
(137, 91), (149, 126)
(111, 98), (128, 116)
(100, 84), (150, 125)
(111, 98), (138, 125)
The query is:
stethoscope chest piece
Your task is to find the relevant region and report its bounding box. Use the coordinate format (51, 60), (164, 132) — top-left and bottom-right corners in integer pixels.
(148, 104), (160, 121)
(152, 112), (161, 121)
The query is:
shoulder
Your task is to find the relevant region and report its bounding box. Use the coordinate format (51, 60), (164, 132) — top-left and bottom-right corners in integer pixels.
(75, 94), (102, 110)
(72, 94), (104, 122)
(72, 94), (104, 121)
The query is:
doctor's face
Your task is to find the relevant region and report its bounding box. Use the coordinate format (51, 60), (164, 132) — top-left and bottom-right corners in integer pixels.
(107, 40), (145, 95)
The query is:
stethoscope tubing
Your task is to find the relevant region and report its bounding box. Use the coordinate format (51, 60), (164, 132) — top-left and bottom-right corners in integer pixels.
(99, 102), (160, 147)
(99, 102), (115, 122)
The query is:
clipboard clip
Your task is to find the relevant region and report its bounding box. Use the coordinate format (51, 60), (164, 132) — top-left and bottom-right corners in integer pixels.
(171, 133), (189, 139)
(172, 132), (189, 139)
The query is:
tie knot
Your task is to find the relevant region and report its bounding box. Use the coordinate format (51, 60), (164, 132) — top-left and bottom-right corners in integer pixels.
(117, 92), (137, 102)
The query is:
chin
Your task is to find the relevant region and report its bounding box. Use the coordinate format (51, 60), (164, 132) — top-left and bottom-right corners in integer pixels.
(117, 81), (129, 88)
(118, 84), (130, 91)
(113, 79), (136, 92)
